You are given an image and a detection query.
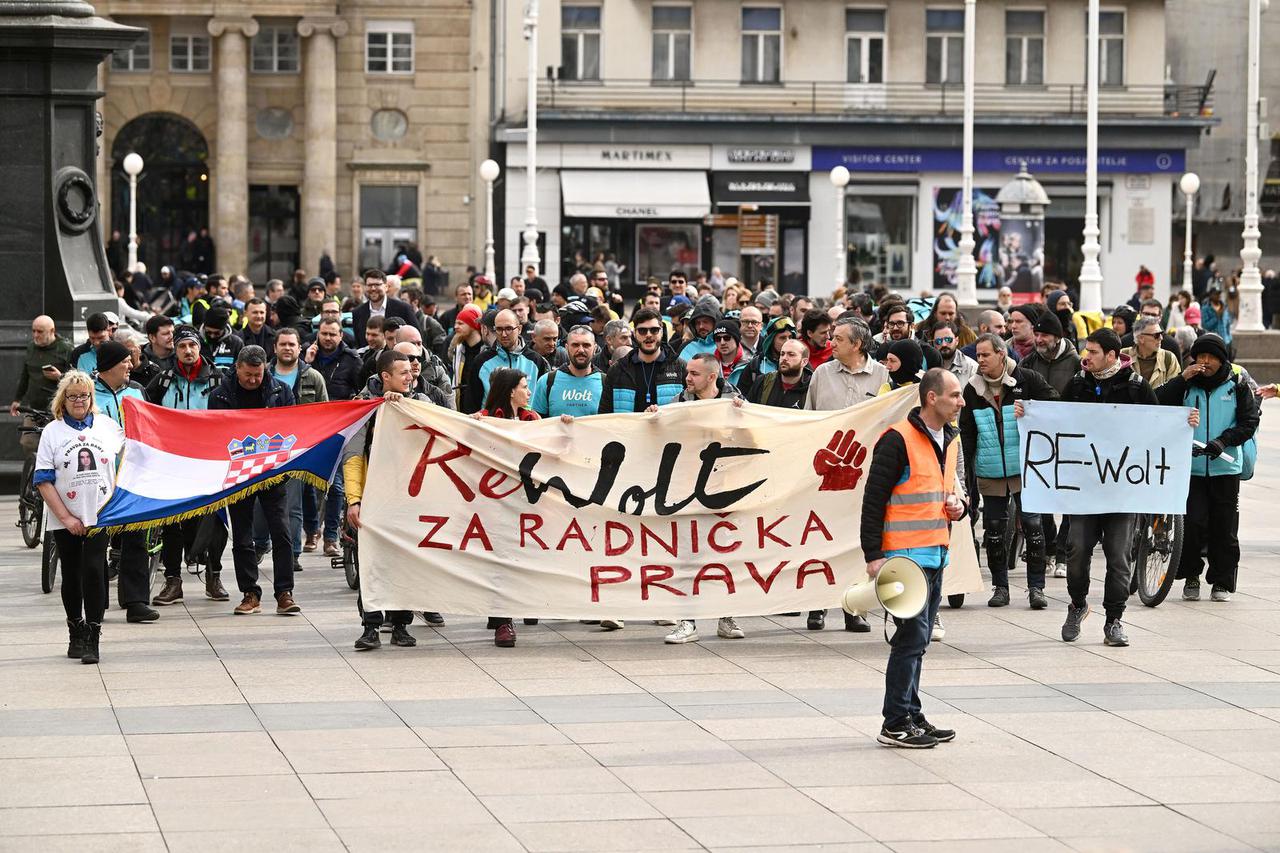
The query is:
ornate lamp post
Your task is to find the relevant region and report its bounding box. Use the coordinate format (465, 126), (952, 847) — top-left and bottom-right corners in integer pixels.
(479, 158), (501, 282)
(829, 166), (850, 291)
(123, 152), (144, 272)
(1179, 172), (1200, 294)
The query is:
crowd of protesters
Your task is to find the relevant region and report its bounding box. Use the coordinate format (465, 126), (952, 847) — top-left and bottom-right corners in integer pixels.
(11, 258), (1267, 719)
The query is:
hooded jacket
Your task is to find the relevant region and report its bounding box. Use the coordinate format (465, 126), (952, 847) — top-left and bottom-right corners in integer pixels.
(1062, 362), (1158, 406)
(462, 338), (549, 414)
(735, 316), (796, 393)
(678, 302), (723, 360)
(93, 376), (145, 427)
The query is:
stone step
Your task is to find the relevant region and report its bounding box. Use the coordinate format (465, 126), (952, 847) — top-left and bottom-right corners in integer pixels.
(1230, 330), (1280, 359)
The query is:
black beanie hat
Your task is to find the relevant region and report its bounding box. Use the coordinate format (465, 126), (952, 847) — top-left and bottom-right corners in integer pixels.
(1033, 311), (1065, 338)
(1189, 332), (1230, 365)
(713, 318), (741, 344)
(96, 340), (131, 373)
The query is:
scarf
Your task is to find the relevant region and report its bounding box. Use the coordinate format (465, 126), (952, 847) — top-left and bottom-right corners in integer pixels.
(1091, 361), (1122, 381)
(177, 356), (204, 381)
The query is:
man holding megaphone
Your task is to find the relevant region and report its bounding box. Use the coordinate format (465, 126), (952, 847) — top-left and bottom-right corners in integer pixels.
(861, 368), (968, 749)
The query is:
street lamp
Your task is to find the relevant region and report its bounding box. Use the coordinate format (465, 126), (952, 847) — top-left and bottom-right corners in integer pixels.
(829, 166), (850, 291)
(1078, 0), (1103, 313)
(479, 158), (501, 282)
(1237, 0), (1267, 331)
(123, 151), (144, 272)
(1179, 172), (1200, 294)
(520, 0), (541, 271)
(954, 0), (978, 306)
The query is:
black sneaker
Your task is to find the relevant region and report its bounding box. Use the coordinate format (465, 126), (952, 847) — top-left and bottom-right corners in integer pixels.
(1061, 602), (1090, 642)
(845, 613), (871, 632)
(1028, 588), (1048, 610)
(254, 546), (268, 566)
(125, 603), (159, 623)
(293, 557), (303, 573)
(354, 627), (381, 651)
(877, 722), (938, 749)
(1103, 618), (1129, 647)
(988, 587), (1010, 607)
(914, 716), (956, 743)
(420, 611), (445, 625)
(807, 610), (826, 630)
(390, 625), (417, 647)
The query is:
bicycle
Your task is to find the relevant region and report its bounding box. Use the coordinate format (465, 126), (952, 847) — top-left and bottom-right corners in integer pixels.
(16, 407), (53, 549)
(1131, 512), (1184, 607)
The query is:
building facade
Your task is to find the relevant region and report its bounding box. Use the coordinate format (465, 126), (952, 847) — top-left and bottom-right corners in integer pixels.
(1166, 0), (1280, 280)
(96, 0), (486, 285)
(491, 0), (1214, 307)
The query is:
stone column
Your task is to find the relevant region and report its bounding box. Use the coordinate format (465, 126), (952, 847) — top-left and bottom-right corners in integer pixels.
(297, 17), (348, 275)
(207, 16), (258, 276)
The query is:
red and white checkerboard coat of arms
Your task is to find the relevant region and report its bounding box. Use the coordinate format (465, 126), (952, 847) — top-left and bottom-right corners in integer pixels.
(224, 433), (298, 489)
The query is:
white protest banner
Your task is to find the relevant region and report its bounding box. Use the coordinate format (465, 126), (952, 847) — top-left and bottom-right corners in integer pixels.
(1018, 400), (1192, 515)
(358, 389), (983, 620)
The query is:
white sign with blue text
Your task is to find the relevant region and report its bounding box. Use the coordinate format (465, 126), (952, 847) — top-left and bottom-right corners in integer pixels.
(1019, 401), (1193, 515)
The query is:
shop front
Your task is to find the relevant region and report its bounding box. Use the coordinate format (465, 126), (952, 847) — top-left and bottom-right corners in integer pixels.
(706, 145), (811, 293)
(809, 146), (1183, 307)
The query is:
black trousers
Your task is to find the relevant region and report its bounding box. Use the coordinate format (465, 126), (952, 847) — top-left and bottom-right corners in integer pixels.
(116, 530), (151, 607)
(1177, 475), (1241, 592)
(357, 591), (411, 629)
(1043, 514), (1073, 565)
(228, 483), (293, 599)
(981, 492), (1047, 590)
(56, 530), (108, 624)
(1066, 513), (1136, 621)
(162, 515), (224, 578)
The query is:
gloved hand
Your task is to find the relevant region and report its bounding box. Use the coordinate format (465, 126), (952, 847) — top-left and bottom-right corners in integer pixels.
(1204, 439), (1226, 459)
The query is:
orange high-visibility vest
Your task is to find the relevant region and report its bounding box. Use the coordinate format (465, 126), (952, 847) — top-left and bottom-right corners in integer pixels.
(881, 419), (958, 551)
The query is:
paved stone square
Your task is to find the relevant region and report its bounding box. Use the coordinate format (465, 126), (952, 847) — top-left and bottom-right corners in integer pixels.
(1, 403), (1279, 852)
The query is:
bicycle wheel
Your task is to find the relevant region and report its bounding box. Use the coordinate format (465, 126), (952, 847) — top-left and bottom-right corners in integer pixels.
(41, 535), (59, 594)
(1135, 514), (1182, 607)
(19, 459), (41, 549)
(344, 534), (359, 591)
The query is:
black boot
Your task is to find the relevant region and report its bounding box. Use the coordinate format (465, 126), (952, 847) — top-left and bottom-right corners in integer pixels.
(81, 623), (101, 665)
(66, 619), (87, 659)
(354, 626), (381, 651)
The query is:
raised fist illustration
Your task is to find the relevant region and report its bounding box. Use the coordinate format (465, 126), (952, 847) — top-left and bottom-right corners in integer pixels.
(813, 429), (868, 492)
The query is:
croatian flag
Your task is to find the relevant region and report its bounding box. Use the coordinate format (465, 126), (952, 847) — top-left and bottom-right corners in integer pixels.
(95, 397), (382, 532)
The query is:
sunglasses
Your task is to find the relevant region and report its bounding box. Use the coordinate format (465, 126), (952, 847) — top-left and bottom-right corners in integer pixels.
(933, 336), (955, 345)
(635, 327), (662, 336)
(713, 334), (734, 342)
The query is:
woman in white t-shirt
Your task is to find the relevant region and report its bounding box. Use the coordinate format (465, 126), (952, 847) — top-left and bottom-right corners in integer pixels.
(34, 370), (124, 665)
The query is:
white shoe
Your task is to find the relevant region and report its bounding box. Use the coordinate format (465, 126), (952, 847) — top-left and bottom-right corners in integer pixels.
(931, 613), (946, 642)
(717, 617), (745, 639)
(1053, 562), (1068, 578)
(653, 619), (676, 626)
(600, 619), (624, 630)
(664, 620), (699, 644)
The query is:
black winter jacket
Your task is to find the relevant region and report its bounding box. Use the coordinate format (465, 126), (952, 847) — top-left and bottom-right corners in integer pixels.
(747, 368), (812, 409)
(209, 375), (295, 410)
(311, 342), (363, 401)
(1061, 364), (1157, 406)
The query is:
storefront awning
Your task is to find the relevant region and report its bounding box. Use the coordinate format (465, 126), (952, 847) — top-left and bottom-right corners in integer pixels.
(560, 170), (711, 219)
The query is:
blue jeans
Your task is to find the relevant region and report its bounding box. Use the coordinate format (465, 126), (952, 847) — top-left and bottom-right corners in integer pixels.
(323, 471), (344, 543)
(882, 545), (946, 728)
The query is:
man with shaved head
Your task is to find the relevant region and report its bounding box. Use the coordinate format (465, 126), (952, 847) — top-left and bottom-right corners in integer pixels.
(393, 325), (454, 407)
(461, 308), (549, 413)
(11, 315), (73, 455)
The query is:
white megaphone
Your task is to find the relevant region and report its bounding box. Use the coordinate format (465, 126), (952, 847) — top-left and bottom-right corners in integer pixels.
(841, 556), (928, 620)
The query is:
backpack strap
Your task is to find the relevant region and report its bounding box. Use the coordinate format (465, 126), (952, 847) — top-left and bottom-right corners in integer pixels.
(545, 367), (558, 401)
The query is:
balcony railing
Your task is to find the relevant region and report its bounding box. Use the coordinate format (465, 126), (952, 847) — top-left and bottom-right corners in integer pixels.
(537, 78), (1214, 119)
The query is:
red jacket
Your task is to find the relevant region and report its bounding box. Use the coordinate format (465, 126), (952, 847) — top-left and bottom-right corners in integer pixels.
(479, 407), (541, 421)
(807, 340), (833, 370)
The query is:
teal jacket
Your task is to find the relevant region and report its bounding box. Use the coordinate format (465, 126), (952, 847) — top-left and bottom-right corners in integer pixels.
(1157, 368), (1259, 477)
(959, 362), (1058, 484)
(93, 377), (145, 428)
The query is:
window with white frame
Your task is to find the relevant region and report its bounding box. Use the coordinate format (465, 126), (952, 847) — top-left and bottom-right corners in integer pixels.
(925, 8), (964, 85)
(110, 25), (151, 72)
(652, 5), (692, 82)
(251, 26), (299, 73)
(1005, 10), (1044, 86)
(560, 5), (601, 81)
(845, 8), (885, 84)
(366, 21), (414, 74)
(170, 30), (211, 72)
(1099, 10), (1125, 86)
(741, 6), (781, 84)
